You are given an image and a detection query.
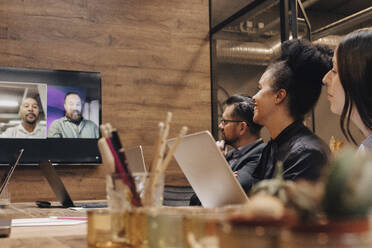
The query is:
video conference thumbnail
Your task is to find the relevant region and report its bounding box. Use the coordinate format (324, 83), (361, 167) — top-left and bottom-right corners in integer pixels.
(0, 82), (99, 139)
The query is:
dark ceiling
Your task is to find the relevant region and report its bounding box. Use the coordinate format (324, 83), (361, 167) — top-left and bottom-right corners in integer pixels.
(307, 0), (371, 16)
(212, 0), (372, 41)
(305, 0), (372, 31)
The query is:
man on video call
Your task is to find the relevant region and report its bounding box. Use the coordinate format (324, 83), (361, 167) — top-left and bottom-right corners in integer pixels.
(190, 94), (266, 205)
(48, 92), (99, 138)
(0, 97), (46, 138)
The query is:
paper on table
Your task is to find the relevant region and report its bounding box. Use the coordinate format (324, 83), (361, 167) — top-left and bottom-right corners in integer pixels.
(12, 217), (87, 227)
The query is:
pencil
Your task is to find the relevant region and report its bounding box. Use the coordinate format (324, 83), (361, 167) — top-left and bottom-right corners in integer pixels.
(149, 122), (165, 173)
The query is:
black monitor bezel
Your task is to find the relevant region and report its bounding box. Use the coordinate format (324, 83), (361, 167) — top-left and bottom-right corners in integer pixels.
(0, 66), (102, 165)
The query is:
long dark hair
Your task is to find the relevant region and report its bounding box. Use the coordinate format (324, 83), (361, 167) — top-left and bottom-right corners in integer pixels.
(268, 39), (333, 120)
(337, 28), (372, 144)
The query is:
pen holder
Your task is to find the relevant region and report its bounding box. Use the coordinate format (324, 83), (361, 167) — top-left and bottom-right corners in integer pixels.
(105, 172), (150, 245)
(147, 208), (192, 248)
(142, 172), (165, 208)
(183, 210), (226, 248)
(106, 173), (132, 245)
(87, 209), (122, 248)
(119, 172), (165, 248)
(126, 207), (152, 248)
(106, 173), (131, 211)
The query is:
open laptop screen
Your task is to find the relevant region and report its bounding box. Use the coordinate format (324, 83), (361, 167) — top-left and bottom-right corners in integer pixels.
(167, 131), (249, 208)
(39, 161), (107, 208)
(0, 149), (24, 196)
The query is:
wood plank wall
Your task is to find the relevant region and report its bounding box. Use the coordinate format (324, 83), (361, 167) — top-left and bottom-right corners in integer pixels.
(0, 0), (210, 202)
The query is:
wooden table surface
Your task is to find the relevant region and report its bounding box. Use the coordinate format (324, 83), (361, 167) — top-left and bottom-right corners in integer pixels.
(2, 203), (372, 248)
(0, 202), (89, 248)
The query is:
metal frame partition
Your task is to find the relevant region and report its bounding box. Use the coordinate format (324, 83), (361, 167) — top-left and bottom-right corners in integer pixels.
(209, 0), (311, 137)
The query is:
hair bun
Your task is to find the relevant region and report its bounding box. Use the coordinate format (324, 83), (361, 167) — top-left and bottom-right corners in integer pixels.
(314, 44), (334, 58)
(280, 39), (332, 85)
(280, 39), (312, 66)
(270, 39), (333, 119)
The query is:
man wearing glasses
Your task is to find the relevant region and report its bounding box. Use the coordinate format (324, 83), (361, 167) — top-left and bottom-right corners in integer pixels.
(217, 94), (266, 191)
(190, 94), (265, 205)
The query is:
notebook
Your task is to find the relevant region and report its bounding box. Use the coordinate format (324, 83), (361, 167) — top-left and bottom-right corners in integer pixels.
(167, 131), (249, 208)
(0, 149), (24, 237)
(39, 146), (147, 208)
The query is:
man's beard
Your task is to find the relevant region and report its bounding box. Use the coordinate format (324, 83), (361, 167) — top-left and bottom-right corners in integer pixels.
(67, 111), (82, 123)
(24, 113), (37, 125)
(222, 133), (239, 147)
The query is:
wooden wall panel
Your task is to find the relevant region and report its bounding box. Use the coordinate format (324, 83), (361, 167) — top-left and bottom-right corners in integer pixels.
(0, 0), (210, 202)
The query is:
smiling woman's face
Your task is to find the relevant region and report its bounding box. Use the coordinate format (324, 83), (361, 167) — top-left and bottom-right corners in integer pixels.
(252, 69), (278, 126)
(322, 51), (346, 115)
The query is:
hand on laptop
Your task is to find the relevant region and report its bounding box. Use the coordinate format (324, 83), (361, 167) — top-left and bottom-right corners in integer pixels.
(216, 140), (228, 156)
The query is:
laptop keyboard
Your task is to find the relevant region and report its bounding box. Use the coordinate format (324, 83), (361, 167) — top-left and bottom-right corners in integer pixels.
(75, 202), (108, 208)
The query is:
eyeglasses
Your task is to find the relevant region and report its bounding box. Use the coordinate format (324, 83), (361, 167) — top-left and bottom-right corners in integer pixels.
(219, 119), (245, 125)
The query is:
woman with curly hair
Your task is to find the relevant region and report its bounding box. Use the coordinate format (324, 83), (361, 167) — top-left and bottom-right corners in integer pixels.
(248, 39), (333, 190)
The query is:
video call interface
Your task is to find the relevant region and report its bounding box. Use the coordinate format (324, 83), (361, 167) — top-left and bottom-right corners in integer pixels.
(0, 81), (100, 139)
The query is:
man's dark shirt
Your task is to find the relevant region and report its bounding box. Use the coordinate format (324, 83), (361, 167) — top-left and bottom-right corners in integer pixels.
(225, 139), (266, 192)
(248, 120), (330, 191)
(189, 138), (266, 206)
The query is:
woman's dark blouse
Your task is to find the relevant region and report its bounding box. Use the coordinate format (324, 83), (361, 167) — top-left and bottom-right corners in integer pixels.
(249, 120), (329, 190)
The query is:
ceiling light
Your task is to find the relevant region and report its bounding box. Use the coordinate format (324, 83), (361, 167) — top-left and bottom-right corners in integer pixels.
(0, 100), (19, 107)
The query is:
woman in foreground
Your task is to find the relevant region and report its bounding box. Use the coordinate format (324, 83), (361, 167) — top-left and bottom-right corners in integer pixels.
(322, 28), (372, 153)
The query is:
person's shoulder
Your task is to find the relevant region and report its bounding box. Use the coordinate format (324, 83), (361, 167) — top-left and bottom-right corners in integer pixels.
(288, 131), (329, 158)
(240, 139), (266, 160)
(301, 131), (327, 148)
(48, 118), (65, 133)
(49, 117), (65, 125)
(0, 125), (18, 137)
(248, 139), (266, 154)
(256, 139), (266, 150)
(83, 119), (98, 127)
(35, 123), (46, 131)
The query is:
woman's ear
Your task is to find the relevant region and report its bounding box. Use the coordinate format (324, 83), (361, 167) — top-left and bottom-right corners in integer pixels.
(275, 89), (287, 104)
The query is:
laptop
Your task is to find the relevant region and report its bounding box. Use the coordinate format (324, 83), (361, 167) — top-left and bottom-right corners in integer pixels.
(0, 149), (24, 237)
(0, 149), (24, 199)
(167, 131), (249, 208)
(0, 219), (11, 237)
(124, 146), (147, 173)
(39, 146), (147, 208)
(39, 161), (107, 208)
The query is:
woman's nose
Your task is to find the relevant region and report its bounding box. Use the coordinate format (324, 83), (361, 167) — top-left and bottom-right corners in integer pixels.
(322, 71), (331, 86)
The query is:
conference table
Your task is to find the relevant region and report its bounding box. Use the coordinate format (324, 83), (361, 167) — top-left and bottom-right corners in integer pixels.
(2, 202), (372, 248)
(0, 202), (88, 248)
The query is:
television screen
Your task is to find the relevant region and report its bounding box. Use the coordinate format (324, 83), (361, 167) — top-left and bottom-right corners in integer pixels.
(0, 66), (101, 165)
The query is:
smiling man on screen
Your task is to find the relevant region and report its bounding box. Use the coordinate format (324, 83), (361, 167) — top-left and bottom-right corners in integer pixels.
(0, 97), (46, 138)
(48, 92), (99, 138)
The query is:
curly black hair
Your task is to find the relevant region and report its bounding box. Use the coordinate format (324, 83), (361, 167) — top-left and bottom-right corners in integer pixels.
(267, 39), (333, 120)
